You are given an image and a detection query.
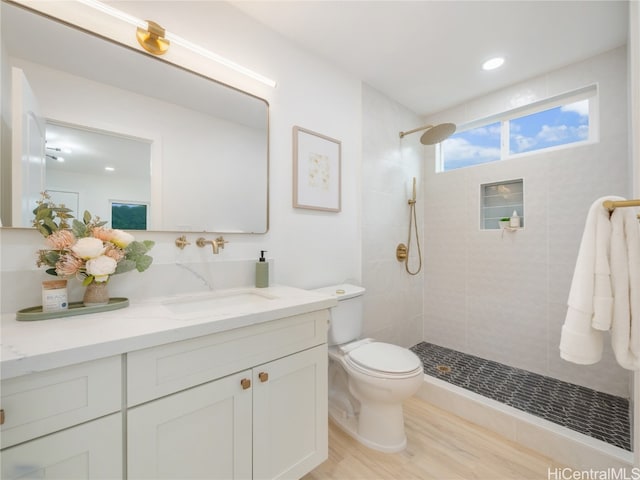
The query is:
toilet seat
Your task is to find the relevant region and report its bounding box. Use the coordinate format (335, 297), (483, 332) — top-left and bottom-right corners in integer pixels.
(344, 342), (423, 379)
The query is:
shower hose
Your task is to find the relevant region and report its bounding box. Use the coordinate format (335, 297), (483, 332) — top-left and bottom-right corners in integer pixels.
(405, 198), (422, 275)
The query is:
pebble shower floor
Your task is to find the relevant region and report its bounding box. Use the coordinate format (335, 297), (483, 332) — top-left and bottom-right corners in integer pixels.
(410, 342), (631, 451)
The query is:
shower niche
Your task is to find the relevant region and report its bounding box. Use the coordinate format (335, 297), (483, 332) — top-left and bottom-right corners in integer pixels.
(481, 179), (524, 230)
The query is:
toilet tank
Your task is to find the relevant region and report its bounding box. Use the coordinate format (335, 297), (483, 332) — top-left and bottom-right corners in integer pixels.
(313, 284), (365, 346)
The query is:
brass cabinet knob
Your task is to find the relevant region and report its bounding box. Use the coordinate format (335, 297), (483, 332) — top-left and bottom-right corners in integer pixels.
(0, 409), (5, 425)
(258, 372), (269, 383)
(240, 378), (251, 390)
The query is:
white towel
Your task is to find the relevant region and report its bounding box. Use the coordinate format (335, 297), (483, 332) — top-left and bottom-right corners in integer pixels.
(559, 196), (622, 365)
(609, 206), (640, 370)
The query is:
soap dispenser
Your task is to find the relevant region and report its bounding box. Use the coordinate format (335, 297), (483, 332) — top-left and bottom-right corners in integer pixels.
(256, 250), (269, 288)
(509, 210), (520, 228)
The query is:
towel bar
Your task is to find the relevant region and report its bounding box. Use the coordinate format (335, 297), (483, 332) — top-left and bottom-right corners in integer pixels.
(602, 199), (640, 211)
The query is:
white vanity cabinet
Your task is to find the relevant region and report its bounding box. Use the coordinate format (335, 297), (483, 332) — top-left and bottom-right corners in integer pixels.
(0, 356), (122, 480)
(0, 287), (333, 480)
(127, 310), (329, 480)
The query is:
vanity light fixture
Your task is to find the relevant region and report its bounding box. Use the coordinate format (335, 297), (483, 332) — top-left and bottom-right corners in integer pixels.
(76, 0), (277, 87)
(136, 20), (170, 56)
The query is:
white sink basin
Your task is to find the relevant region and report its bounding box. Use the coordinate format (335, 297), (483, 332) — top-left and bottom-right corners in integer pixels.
(163, 289), (277, 316)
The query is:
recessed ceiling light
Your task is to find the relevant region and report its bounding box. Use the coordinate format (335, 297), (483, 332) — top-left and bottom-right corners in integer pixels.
(105, 166), (115, 172)
(482, 57), (505, 71)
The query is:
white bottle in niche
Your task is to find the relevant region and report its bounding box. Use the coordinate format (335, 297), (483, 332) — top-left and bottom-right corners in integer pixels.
(509, 210), (520, 228)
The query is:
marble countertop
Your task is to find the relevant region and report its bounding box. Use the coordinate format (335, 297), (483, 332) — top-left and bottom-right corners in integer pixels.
(1, 285), (336, 380)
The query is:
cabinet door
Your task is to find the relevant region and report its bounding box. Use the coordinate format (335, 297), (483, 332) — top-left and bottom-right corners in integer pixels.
(252, 345), (328, 480)
(128, 370), (253, 480)
(1, 413), (122, 480)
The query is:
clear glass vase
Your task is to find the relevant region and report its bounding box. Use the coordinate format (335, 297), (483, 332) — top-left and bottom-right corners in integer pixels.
(83, 281), (110, 307)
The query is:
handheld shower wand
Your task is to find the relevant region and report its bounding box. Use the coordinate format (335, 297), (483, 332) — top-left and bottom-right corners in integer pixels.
(396, 177), (422, 275)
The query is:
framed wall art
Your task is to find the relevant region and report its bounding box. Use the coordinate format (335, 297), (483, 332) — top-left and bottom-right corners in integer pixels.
(292, 126), (341, 212)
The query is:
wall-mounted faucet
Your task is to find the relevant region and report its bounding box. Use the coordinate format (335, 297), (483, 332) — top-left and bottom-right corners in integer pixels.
(196, 236), (228, 254)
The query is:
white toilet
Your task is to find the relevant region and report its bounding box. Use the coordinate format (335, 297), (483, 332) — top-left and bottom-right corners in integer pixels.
(314, 284), (424, 453)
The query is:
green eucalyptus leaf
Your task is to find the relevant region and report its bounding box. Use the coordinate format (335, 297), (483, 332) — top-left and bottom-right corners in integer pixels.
(82, 275), (94, 286)
(45, 268), (58, 276)
(52, 207), (73, 214)
(115, 259), (136, 274)
(43, 217), (58, 233)
(83, 210), (92, 224)
(135, 254), (153, 272)
(44, 251), (60, 264)
(35, 207), (52, 221)
(126, 241), (148, 256)
(72, 219), (87, 237)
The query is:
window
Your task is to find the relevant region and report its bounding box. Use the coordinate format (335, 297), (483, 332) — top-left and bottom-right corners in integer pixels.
(111, 201), (148, 230)
(439, 85), (596, 172)
(441, 122), (501, 171)
(509, 100), (589, 155)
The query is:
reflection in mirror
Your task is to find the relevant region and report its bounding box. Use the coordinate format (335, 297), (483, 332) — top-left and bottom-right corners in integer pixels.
(0, 1), (269, 233)
(45, 122), (152, 228)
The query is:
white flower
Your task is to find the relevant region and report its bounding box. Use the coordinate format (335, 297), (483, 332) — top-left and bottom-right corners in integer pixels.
(85, 255), (117, 282)
(110, 229), (135, 248)
(71, 237), (106, 259)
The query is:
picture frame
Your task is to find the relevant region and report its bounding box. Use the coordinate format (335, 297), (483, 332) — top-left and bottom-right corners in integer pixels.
(293, 126), (342, 212)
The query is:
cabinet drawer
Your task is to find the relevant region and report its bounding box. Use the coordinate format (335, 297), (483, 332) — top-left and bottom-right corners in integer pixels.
(1, 413), (122, 480)
(0, 355), (121, 449)
(128, 310), (329, 406)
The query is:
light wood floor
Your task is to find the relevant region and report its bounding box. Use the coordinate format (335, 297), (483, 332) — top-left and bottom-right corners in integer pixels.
(302, 396), (564, 480)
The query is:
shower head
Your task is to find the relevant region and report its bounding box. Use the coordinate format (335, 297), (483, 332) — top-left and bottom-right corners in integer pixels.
(399, 122), (457, 145)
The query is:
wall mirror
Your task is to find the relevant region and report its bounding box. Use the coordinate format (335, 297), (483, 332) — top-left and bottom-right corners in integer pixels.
(0, 1), (269, 233)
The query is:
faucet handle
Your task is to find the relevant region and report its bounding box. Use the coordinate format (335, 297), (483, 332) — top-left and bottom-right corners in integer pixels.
(215, 236), (228, 249)
(175, 235), (191, 249)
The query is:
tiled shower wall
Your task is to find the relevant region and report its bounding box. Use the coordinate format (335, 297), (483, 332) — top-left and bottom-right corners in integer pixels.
(421, 46), (631, 397)
(361, 85), (424, 348)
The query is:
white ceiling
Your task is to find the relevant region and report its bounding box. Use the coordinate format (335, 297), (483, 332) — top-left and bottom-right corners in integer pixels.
(229, 0), (629, 116)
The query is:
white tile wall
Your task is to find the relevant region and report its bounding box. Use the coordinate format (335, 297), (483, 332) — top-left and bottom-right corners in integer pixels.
(361, 85), (423, 348)
(420, 47), (630, 397)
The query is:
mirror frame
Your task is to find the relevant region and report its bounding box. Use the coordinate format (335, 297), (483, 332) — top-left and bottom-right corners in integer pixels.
(1, 0), (270, 234)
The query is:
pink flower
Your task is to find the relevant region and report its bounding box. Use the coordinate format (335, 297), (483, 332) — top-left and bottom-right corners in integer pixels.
(105, 245), (125, 263)
(92, 227), (135, 248)
(91, 227), (112, 242)
(45, 230), (76, 250)
(55, 253), (84, 277)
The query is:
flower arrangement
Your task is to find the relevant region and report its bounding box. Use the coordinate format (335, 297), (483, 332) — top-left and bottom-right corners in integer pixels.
(34, 192), (154, 286)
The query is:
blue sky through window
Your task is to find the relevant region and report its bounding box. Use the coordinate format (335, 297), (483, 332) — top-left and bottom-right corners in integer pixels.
(509, 100), (589, 154)
(441, 122), (501, 171)
(440, 99), (589, 171)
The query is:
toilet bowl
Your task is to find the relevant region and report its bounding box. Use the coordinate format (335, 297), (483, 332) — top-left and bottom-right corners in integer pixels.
(314, 284), (424, 453)
(328, 339), (423, 452)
